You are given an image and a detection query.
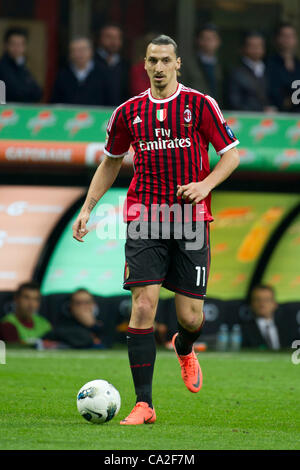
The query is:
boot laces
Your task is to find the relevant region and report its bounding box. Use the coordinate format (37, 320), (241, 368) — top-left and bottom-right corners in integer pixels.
(181, 353), (197, 379)
(129, 402), (147, 416)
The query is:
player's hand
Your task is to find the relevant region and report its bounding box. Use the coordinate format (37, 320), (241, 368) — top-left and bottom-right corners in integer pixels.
(176, 181), (211, 205)
(72, 211), (90, 242)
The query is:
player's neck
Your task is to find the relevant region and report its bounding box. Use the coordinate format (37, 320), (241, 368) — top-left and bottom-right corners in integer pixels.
(150, 80), (179, 100)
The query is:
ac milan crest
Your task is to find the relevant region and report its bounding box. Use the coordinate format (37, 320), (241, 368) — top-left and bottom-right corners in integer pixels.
(183, 108), (192, 123)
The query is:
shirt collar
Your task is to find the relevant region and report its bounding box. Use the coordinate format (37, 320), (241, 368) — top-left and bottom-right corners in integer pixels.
(198, 52), (217, 65)
(97, 48), (120, 66)
(256, 317), (274, 327)
(148, 83), (182, 104)
(242, 57), (265, 77)
(15, 56), (26, 66)
(6, 53), (25, 66)
(71, 60), (94, 81)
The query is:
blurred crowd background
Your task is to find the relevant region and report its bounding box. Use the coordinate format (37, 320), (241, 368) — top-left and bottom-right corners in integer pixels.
(0, 0), (299, 112)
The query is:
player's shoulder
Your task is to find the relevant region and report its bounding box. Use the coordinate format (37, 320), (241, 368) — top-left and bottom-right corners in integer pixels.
(180, 84), (205, 99)
(180, 84), (220, 106)
(116, 89), (149, 112)
(181, 86), (225, 123)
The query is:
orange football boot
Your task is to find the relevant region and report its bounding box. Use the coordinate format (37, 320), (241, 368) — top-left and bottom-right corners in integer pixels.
(120, 402), (156, 425)
(172, 332), (203, 393)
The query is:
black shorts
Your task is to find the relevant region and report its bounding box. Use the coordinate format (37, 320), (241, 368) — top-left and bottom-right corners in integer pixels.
(123, 221), (211, 299)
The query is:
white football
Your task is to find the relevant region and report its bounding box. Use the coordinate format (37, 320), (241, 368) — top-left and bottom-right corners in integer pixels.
(77, 379), (121, 424)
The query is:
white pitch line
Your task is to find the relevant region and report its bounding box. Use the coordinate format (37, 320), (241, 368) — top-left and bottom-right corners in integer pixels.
(4, 350), (290, 362)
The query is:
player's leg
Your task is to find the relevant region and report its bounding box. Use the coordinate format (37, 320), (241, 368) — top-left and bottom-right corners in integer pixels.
(121, 222), (169, 424)
(120, 284), (161, 425)
(174, 294), (205, 355)
(164, 221), (210, 392)
(172, 294), (205, 393)
(128, 283), (161, 405)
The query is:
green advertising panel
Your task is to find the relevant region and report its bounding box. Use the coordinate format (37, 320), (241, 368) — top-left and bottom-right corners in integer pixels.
(0, 105), (110, 142)
(262, 213), (300, 303)
(207, 192), (300, 300)
(209, 114), (300, 172)
(0, 105), (300, 171)
(41, 188), (300, 301)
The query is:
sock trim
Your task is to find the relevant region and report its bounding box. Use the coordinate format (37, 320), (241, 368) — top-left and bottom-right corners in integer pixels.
(130, 363), (151, 368)
(128, 326), (154, 335)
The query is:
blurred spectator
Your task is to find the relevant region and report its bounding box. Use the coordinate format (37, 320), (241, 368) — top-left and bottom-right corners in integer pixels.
(129, 33), (154, 96)
(54, 289), (106, 349)
(0, 27), (42, 103)
(182, 23), (223, 102)
(95, 24), (129, 105)
(228, 32), (274, 112)
(0, 282), (53, 345)
(266, 22), (300, 112)
(241, 285), (286, 350)
(51, 37), (106, 105)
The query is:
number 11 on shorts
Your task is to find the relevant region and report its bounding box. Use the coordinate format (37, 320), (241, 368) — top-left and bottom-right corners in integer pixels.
(195, 266), (206, 287)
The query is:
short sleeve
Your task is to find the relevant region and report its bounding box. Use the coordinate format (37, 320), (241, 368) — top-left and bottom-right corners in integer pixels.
(104, 106), (132, 158)
(200, 95), (239, 156)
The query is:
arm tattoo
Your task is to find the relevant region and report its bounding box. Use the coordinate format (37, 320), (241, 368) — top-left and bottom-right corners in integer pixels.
(88, 197), (98, 212)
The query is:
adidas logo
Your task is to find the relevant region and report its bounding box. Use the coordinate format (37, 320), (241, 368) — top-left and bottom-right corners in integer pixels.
(133, 115), (142, 125)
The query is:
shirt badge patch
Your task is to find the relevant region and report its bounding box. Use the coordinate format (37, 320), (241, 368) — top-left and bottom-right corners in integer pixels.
(156, 108), (167, 122)
(224, 123), (235, 139)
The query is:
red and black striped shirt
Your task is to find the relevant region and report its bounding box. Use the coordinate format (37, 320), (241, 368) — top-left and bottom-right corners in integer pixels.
(104, 83), (239, 222)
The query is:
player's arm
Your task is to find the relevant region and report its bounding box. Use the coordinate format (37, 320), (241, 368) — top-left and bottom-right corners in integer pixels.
(177, 95), (240, 204)
(73, 106), (131, 242)
(177, 147), (239, 204)
(72, 156), (124, 242)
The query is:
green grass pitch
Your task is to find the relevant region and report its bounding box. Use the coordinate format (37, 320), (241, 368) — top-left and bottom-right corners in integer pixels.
(0, 348), (299, 450)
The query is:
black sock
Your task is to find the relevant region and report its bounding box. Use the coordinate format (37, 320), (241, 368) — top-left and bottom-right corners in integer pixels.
(127, 326), (156, 408)
(175, 313), (205, 355)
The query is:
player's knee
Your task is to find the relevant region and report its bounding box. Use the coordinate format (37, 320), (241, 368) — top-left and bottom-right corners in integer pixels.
(180, 306), (204, 331)
(155, 323), (168, 335)
(132, 295), (156, 325)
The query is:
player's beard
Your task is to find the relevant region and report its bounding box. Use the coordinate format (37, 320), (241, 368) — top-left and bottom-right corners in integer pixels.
(153, 78), (167, 90)
(154, 82), (166, 90)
